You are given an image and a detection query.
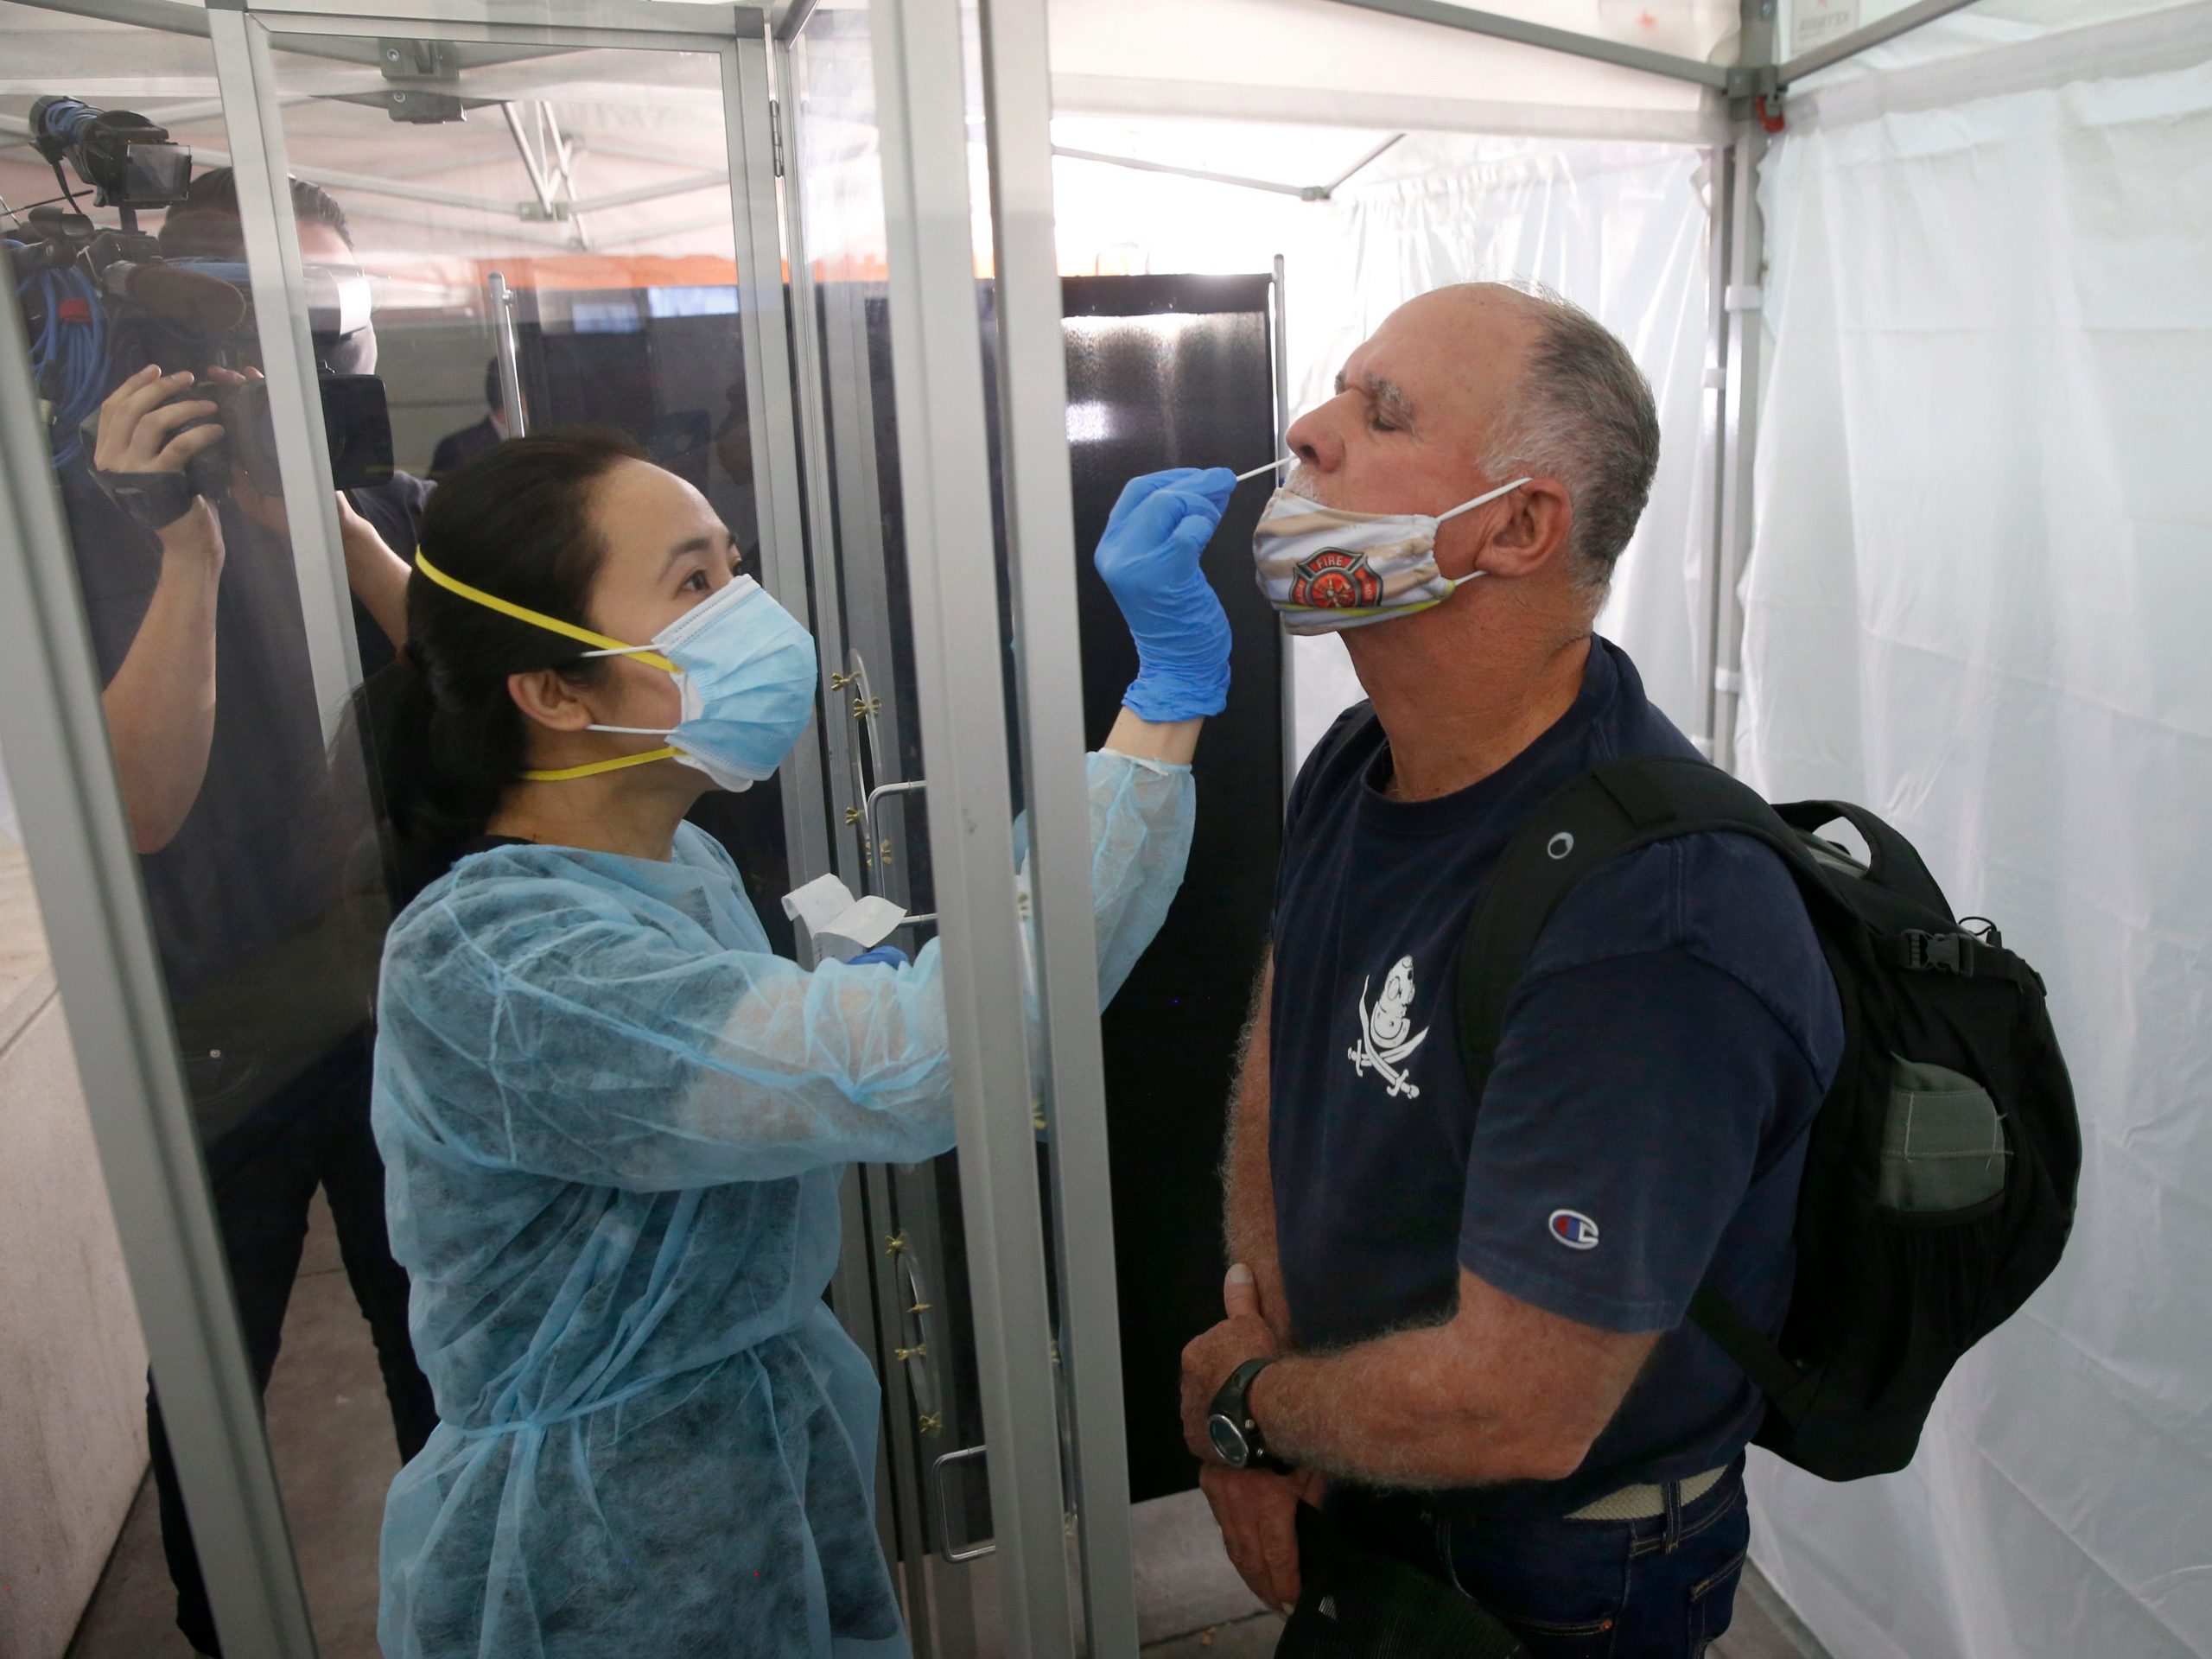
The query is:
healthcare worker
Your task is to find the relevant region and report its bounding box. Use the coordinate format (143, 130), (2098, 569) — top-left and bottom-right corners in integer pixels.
(366, 429), (1236, 1659)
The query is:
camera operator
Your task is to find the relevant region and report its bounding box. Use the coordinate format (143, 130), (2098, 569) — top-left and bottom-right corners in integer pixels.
(52, 168), (435, 1658)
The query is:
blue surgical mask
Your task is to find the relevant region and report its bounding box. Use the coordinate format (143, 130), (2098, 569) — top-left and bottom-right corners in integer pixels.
(413, 556), (818, 790)
(626, 575), (818, 791)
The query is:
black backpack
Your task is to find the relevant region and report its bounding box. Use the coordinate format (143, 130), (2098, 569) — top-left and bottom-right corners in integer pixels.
(1446, 749), (2082, 1479)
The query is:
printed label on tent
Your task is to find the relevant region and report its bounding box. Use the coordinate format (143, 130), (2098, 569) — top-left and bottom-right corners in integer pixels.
(1791, 0), (1861, 54)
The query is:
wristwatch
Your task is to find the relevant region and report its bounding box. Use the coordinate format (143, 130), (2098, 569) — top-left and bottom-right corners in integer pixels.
(1205, 1357), (1293, 1473)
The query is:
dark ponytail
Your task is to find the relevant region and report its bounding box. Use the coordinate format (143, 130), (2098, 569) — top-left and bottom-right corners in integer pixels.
(371, 429), (648, 899)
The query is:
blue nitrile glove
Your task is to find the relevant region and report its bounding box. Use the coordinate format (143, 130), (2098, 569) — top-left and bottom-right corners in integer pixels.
(1093, 467), (1236, 722)
(847, 944), (910, 969)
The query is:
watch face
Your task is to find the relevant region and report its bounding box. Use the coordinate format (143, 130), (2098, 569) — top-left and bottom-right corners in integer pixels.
(1207, 1414), (1250, 1467)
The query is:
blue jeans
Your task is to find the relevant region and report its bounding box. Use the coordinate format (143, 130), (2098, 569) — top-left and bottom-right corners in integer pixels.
(1330, 1459), (1751, 1659)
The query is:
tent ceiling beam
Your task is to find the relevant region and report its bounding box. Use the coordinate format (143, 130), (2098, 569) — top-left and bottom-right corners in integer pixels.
(566, 168), (732, 213)
(1052, 145), (1315, 199)
(1322, 130), (1404, 195)
(10, 0), (207, 37)
(1051, 73), (1726, 145)
(502, 99), (561, 216)
(1776, 0), (1986, 86)
(1054, 129), (1408, 202)
(1313, 0), (1732, 90)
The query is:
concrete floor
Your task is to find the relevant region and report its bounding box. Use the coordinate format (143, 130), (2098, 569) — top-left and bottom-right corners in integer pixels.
(68, 1194), (395, 1659)
(65, 1197), (1828, 1659)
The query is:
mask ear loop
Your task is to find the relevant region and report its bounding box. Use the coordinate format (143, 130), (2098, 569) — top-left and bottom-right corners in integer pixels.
(1433, 475), (1534, 524)
(1430, 475), (1533, 594)
(415, 550), (687, 777)
(414, 550), (679, 674)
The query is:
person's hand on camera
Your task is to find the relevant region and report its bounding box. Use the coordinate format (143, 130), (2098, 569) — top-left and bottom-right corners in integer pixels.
(201, 368), (297, 537)
(1093, 467), (1236, 722)
(94, 365), (224, 552)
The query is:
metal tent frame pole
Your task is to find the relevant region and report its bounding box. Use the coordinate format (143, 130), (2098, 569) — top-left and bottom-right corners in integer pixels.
(1705, 121), (1768, 776)
(977, 0), (1144, 1648)
(212, 3), (366, 747)
(1310, 0), (1993, 100)
(1777, 0), (1986, 82)
(1322, 0), (1732, 88)
(719, 19), (837, 894)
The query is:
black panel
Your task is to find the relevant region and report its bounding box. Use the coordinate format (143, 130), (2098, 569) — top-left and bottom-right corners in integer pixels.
(1060, 274), (1282, 1503)
(830, 273), (1281, 1523)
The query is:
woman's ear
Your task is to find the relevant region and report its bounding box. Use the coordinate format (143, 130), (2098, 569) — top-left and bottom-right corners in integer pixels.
(507, 668), (596, 734)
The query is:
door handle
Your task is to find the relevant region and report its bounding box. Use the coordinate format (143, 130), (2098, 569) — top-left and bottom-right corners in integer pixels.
(929, 1443), (995, 1563)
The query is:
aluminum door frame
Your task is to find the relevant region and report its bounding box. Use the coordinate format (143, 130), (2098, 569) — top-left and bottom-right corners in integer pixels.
(866, 0), (1082, 1649)
(773, 24), (982, 1656)
(974, 0), (1141, 1649)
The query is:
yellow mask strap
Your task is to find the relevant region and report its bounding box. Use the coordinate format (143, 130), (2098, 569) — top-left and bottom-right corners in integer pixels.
(414, 550), (678, 675)
(522, 747), (681, 783)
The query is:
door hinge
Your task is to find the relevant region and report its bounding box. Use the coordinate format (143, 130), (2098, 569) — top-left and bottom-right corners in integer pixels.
(769, 98), (785, 178)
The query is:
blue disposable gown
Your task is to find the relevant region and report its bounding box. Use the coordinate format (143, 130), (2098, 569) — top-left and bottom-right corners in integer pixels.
(372, 751), (1194, 1659)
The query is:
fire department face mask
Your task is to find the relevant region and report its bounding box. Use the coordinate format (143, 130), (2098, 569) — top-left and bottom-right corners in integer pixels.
(1250, 474), (1531, 635)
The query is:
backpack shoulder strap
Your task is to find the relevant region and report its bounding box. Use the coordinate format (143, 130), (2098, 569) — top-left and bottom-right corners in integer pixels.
(1453, 756), (1825, 1424)
(1453, 754), (1811, 1103)
(1774, 798), (1948, 914)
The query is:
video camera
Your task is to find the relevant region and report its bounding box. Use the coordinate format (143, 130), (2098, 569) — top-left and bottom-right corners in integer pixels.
(9, 95), (394, 518)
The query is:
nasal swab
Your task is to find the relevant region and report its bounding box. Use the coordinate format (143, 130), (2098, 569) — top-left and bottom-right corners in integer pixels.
(1235, 458), (1289, 482)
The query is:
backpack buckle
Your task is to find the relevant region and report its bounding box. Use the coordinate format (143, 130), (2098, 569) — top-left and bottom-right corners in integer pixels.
(1900, 931), (1972, 976)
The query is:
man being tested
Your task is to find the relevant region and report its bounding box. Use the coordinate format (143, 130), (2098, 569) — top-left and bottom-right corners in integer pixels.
(1182, 283), (1842, 1656)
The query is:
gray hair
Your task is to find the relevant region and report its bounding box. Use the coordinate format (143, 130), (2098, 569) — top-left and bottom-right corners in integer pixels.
(1484, 283), (1661, 597)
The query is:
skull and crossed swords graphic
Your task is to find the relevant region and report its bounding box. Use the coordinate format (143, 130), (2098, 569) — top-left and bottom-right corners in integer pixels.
(1350, 955), (1428, 1099)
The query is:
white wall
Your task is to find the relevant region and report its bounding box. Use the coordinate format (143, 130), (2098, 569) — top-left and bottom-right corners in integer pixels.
(1737, 38), (2212, 1659)
(0, 806), (150, 1659)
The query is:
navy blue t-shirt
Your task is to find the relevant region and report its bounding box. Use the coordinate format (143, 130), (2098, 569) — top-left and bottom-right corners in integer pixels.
(1268, 639), (1842, 1513)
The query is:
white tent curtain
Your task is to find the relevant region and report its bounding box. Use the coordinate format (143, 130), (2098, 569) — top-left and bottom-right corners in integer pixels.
(1737, 43), (2212, 1659)
(1281, 136), (1716, 759)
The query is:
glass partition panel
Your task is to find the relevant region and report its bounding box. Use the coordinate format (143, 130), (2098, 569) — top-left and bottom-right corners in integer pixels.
(253, 28), (803, 939)
(3, 8), (402, 1652)
(3, 4), (823, 1652)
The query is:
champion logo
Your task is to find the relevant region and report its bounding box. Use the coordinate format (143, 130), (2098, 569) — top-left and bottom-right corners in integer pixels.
(1548, 1209), (1600, 1251)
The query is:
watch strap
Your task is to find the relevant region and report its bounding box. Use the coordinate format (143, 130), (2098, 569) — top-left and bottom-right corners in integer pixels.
(94, 468), (200, 531)
(1211, 1357), (1294, 1473)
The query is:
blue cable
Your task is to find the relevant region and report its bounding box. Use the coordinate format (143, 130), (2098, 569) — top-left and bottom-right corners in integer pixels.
(10, 249), (109, 470)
